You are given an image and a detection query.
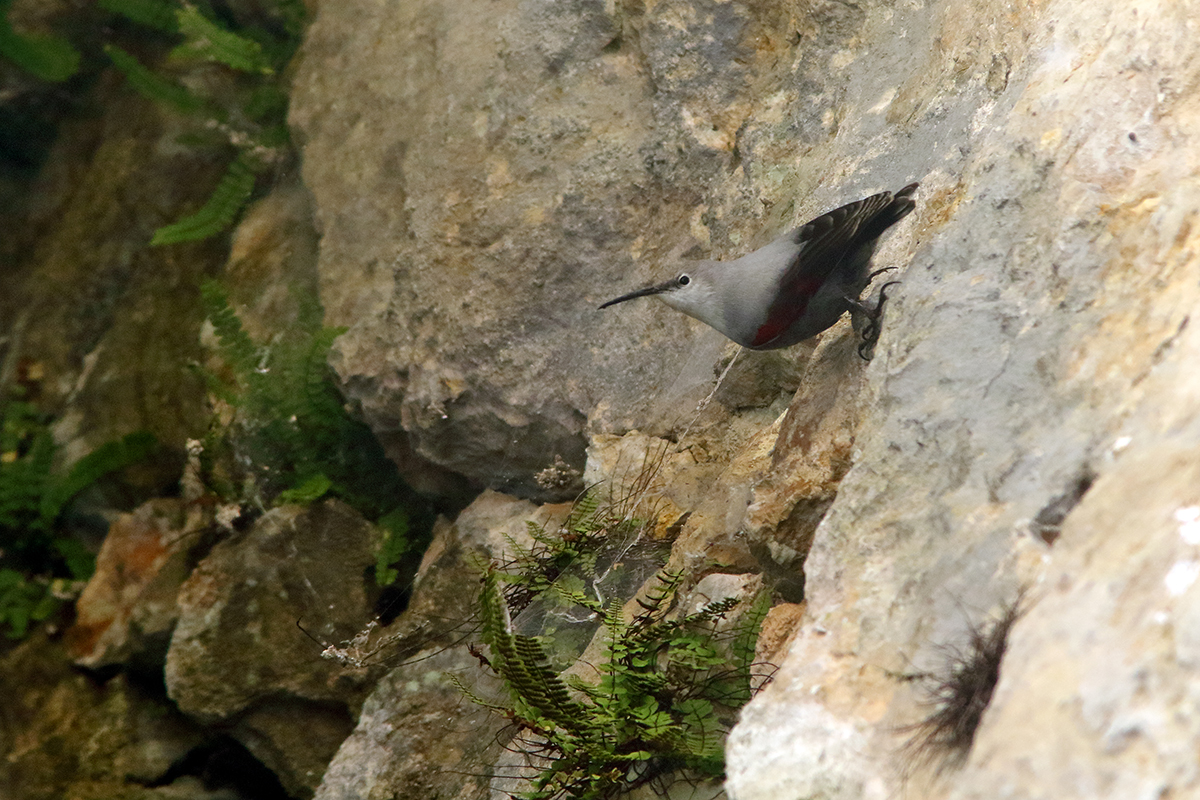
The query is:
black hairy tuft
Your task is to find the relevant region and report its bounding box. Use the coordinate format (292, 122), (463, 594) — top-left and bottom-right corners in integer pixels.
(902, 596), (1024, 772)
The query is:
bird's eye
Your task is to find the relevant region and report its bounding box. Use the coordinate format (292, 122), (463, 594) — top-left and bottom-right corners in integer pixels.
(677, 274), (691, 286)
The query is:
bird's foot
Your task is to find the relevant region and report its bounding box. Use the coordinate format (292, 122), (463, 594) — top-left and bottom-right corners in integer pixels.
(847, 280), (900, 361)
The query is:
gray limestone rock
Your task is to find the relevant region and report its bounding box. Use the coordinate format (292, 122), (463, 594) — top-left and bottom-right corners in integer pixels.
(0, 635), (207, 800)
(289, 0), (829, 501)
(67, 499), (209, 671)
(164, 501), (386, 796)
(314, 490), (571, 800)
(289, 0), (1200, 796)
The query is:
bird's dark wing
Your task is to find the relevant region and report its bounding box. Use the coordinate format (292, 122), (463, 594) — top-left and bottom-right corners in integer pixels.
(750, 184), (917, 347)
(783, 183), (918, 290)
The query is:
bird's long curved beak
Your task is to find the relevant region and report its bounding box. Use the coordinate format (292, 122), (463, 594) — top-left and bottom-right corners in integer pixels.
(598, 279), (675, 309)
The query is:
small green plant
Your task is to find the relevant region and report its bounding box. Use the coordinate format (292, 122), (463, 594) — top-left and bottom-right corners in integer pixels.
(2, 1), (306, 243)
(0, 397), (157, 637)
(149, 154), (258, 245)
(0, 0), (81, 82)
(455, 503), (770, 800)
(101, 0), (306, 244)
(197, 280), (431, 584)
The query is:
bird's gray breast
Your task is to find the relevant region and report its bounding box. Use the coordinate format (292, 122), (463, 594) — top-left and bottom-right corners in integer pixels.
(719, 236), (807, 345)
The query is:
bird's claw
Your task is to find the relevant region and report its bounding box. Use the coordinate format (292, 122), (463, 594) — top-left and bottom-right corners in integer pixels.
(848, 280), (901, 361)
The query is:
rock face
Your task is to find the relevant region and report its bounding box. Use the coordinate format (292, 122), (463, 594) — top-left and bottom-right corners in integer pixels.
(289, 0), (1200, 797)
(314, 492), (571, 800)
(1, 67), (228, 492)
(67, 499), (209, 672)
(6, 0), (1200, 796)
(289, 0), (822, 500)
(165, 501), (386, 797)
(0, 633), (209, 800)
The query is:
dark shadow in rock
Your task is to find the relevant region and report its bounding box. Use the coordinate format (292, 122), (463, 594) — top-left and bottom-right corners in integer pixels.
(1031, 468), (1096, 546)
(153, 735), (291, 800)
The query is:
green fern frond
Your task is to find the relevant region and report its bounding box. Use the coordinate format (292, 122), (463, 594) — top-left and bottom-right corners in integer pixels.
(630, 567), (683, 628)
(276, 472), (332, 504)
(200, 279), (259, 378)
(105, 44), (210, 115)
(152, 154), (257, 245)
(0, 3), (80, 82)
(0, 570), (61, 639)
(300, 325), (348, 421)
(0, 424), (53, 534)
(601, 597), (627, 639)
(498, 529), (536, 575)
(98, 0), (180, 33)
(0, 400), (157, 636)
(509, 635), (589, 727)
(719, 589), (771, 705)
(731, 589), (770, 668)
(681, 595), (739, 627)
(373, 507), (409, 586)
(547, 580), (602, 616)
(477, 569), (514, 644)
(565, 489), (600, 534)
(39, 430), (157, 527)
(457, 517), (771, 799)
(447, 672), (511, 713)
(172, 5), (273, 74)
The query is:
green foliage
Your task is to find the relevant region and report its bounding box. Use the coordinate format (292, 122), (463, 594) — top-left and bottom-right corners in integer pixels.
(0, 398), (157, 637)
(277, 472), (332, 505)
(0, 0), (80, 82)
(374, 508), (410, 587)
(39, 430), (157, 529)
(2, 0), (305, 243)
(99, 0), (309, 244)
(99, 0), (180, 34)
(0, 569), (61, 639)
(104, 43), (211, 116)
(172, 5), (273, 74)
(198, 281), (432, 577)
(462, 538), (771, 799)
(150, 154), (257, 245)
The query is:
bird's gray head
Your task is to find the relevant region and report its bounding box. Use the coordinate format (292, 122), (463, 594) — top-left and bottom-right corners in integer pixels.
(598, 264), (723, 328)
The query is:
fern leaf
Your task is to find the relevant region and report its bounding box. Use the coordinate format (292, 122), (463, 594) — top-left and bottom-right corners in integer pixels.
(299, 326), (347, 423)
(98, 0), (180, 33)
(53, 538), (95, 581)
(200, 280), (259, 378)
(0, 5), (80, 82)
(373, 507), (409, 586)
(152, 155), (257, 245)
(509, 635), (588, 725)
(547, 580), (603, 615)
(630, 568), (683, 629)
(0, 422), (53, 534)
(682, 596), (739, 627)
(477, 569), (514, 645)
(276, 472), (332, 505)
(565, 489), (600, 534)
(104, 44), (210, 115)
(0, 569), (60, 638)
(172, 5), (273, 74)
(731, 590), (770, 669)
(39, 431), (157, 527)
(447, 672), (511, 713)
(720, 589), (771, 705)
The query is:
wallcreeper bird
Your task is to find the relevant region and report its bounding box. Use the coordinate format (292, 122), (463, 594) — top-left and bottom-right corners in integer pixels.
(600, 184), (918, 355)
